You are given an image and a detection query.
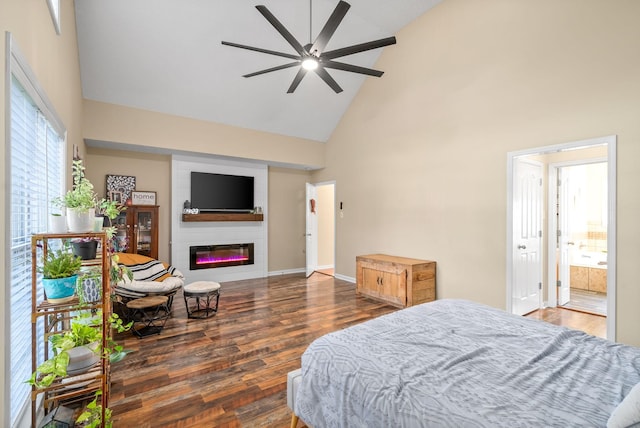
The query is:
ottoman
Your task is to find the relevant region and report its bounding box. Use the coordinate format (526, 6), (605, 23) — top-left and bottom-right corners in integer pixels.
(183, 281), (221, 319)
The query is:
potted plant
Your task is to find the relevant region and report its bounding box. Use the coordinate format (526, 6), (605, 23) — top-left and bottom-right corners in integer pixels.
(76, 267), (102, 304)
(71, 237), (99, 260)
(53, 159), (99, 232)
(27, 313), (132, 389)
(96, 198), (126, 240)
(77, 390), (112, 428)
(39, 245), (82, 303)
(48, 212), (67, 234)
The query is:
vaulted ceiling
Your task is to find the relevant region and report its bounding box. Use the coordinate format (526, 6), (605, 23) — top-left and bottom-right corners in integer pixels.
(75, 0), (442, 142)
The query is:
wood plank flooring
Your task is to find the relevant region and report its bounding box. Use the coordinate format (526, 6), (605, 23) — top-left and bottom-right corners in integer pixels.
(110, 273), (397, 427)
(525, 306), (606, 338)
(110, 273), (606, 427)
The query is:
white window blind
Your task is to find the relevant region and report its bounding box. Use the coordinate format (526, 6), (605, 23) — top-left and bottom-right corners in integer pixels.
(7, 36), (65, 427)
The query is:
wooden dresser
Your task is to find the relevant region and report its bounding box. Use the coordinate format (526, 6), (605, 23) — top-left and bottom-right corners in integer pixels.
(356, 254), (436, 307)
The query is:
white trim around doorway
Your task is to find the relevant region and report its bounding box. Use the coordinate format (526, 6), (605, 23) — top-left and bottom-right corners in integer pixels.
(506, 135), (616, 340)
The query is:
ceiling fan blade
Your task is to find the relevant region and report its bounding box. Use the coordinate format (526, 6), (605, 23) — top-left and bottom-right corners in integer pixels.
(321, 36), (397, 60)
(255, 5), (306, 56)
(243, 62), (300, 78)
(287, 68), (308, 93)
(222, 41), (300, 60)
(310, 1), (350, 55)
(315, 67), (343, 93)
(323, 60), (384, 77)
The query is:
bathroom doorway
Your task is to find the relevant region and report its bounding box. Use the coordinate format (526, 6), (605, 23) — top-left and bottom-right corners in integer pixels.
(555, 161), (608, 316)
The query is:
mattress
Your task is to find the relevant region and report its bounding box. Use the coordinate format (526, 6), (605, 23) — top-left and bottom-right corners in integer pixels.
(294, 299), (640, 427)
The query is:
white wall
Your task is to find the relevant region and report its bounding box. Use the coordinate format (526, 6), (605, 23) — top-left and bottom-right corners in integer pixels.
(171, 155), (268, 282)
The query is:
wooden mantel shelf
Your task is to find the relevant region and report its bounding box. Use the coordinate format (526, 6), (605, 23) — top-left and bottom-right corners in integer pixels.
(182, 213), (264, 222)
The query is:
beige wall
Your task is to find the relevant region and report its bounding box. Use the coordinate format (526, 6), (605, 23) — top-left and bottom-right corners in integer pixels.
(1, 0), (84, 423)
(83, 100), (326, 170)
(312, 0), (640, 345)
(268, 167), (311, 272)
(85, 147), (172, 262)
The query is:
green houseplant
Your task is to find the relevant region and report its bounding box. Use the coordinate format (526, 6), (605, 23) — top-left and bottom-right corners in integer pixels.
(53, 159), (99, 232)
(39, 245), (82, 303)
(27, 313), (131, 389)
(76, 267), (102, 304)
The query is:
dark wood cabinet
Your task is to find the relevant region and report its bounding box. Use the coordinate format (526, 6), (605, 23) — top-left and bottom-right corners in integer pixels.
(114, 205), (159, 259)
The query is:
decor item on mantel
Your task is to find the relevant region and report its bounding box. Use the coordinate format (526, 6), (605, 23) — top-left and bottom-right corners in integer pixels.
(54, 160), (98, 232)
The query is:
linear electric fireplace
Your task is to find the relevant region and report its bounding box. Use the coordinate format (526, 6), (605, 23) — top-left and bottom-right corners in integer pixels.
(190, 243), (254, 270)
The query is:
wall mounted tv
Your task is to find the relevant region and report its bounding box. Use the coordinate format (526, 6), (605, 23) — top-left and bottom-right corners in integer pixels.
(190, 171), (254, 212)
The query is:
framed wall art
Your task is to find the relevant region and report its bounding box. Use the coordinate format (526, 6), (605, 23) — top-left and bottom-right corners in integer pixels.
(106, 174), (136, 204)
(131, 191), (157, 206)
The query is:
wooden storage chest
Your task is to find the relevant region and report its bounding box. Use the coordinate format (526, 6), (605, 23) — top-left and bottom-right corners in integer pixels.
(356, 254), (436, 307)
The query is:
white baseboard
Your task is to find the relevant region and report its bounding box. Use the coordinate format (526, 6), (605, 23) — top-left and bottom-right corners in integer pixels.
(335, 273), (355, 283)
(268, 268), (306, 276)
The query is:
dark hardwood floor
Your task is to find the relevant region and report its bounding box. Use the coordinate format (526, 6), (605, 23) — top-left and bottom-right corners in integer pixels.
(110, 273), (397, 427)
(110, 273), (606, 427)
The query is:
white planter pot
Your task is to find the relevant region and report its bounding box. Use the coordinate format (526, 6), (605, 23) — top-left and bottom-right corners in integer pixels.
(66, 208), (95, 233)
(48, 215), (67, 233)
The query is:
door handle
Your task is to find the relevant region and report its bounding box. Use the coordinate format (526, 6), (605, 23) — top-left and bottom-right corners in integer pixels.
(303, 233), (311, 237)
(567, 241), (575, 245)
(517, 244), (527, 250)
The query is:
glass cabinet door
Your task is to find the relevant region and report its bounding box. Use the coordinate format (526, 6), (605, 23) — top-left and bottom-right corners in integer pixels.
(135, 210), (153, 256)
(114, 212), (130, 253)
(130, 206), (158, 259)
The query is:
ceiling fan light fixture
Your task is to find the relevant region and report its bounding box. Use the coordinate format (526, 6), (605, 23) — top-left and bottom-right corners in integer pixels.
(302, 57), (319, 70)
(221, 1), (397, 93)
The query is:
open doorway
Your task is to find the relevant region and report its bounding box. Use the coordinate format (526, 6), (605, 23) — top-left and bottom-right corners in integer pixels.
(305, 182), (336, 277)
(507, 136), (616, 340)
(554, 161), (608, 316)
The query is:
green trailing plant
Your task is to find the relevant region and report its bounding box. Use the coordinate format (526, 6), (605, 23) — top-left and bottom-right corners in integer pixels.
(96, 198), (126, 239)
(39, 245), (82, 279)
(76, 390), (112, 428)
(110, 253), (133, 285)
(53, 159), (98, 212)
(26, 314), (132, 388)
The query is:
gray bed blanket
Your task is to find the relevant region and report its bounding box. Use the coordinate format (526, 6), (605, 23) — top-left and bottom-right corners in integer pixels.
(295, 299), (640, 427)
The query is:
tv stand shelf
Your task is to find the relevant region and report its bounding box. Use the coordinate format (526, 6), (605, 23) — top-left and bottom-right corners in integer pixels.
(182, 213), (264, 222)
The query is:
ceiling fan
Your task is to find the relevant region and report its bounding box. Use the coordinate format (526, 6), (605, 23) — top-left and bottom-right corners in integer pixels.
(222, 1), (397, 94)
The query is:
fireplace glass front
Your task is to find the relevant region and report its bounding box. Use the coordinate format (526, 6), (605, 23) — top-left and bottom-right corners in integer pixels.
(189, 244), (254, 270)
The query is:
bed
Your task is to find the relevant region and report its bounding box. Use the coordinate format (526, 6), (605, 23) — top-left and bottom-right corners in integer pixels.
(290, 299), (640, 428)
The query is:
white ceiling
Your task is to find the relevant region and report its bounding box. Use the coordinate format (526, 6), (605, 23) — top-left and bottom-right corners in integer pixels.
(75, 0), (441, 142)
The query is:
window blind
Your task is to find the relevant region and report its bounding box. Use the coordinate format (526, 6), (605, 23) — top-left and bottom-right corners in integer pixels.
(8, 76), (64, 425)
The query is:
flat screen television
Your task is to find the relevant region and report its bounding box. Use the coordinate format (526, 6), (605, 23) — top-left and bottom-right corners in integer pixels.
(190, 171), (254, 212)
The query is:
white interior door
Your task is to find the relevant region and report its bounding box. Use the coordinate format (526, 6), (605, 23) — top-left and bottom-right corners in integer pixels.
(512, 159), (543, 315)
(557, 167), (572, 305)
(305, 182), (318, 277)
